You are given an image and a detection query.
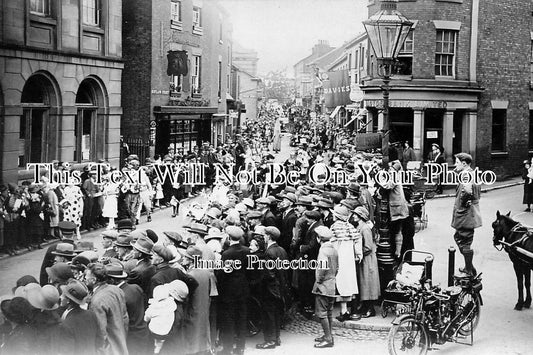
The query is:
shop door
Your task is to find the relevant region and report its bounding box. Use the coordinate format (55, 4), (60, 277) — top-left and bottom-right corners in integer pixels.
(29, 109), (44, 163)
(452, 111), (463, 156)
(389, 108), (414, 144)
(424, 109), (444, 159)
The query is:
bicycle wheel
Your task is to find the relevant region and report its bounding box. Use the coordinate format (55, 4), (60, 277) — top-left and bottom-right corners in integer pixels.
(388, 317), (429, 355)
(457, 291), (481, 336)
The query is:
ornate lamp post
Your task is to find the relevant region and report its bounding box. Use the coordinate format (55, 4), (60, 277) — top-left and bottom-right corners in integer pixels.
(363, 0), (413, 166)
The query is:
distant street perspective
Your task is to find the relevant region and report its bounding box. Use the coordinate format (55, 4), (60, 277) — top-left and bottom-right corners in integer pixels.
(1, 1), (533, 355)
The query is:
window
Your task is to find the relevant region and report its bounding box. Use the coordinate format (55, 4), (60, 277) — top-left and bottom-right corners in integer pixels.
(83, 0), (100, 26)
(395, 31), (413, 75)
(218, 61), (222, 98)
(171, 74), (183, 93)
(30, 0), (50, 16)
(349, 54), (352, 70)
(435, 30), (457, 77)
(491, 109), (506, 151)
(193, 6), (202, 27)
(360, 47), (365, 68)
(171, 0), (182, 22)
(191, 55), (201, 95)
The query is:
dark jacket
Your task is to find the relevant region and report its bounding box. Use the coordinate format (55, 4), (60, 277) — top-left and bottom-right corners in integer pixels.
(62, 307), (103, 355)
(299, 220), (323, 261)
(312, 242), (339, 297)
(119, 282), (149, 355)
(451, 168), (482, 230)
(261, 242), (289, 301)
(216, 243), (251, 302)
(149, 263), (199, 298)
(39, 239), (76, 285)
(262, 209), (278, 227)
(279, 208), (298, 252)
(127, 258), (157, 295)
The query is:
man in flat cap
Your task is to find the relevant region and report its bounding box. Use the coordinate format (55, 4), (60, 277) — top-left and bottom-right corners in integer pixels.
(217, 226), (251, 355)
(100, 230), (119, 260)
(39, 221), (78, 285)
(256, 197), (277, 227)
(278, 193), (298, 253)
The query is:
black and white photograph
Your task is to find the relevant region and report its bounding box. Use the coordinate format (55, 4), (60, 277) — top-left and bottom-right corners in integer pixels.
(0, 0), (531, 354)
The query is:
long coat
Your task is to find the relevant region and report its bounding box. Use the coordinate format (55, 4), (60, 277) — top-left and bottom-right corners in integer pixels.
(262, 242), (290, 302)
(149, 263), (199, 298)
(385, 181), (410, 221)
(62, 307), (104, 355)
(451, 169), (482, 230)
(89, 283), (129, 355)
(43, 189), (59, 227)
(39, 239), (76, 285)
(279, 208), (298, 253)
(523, 168), (533, 204)
(356, 221), (381, 301)
(127, 258), (157, 296)
(312, 242), (339, 297)
(180, 268), (212, 355)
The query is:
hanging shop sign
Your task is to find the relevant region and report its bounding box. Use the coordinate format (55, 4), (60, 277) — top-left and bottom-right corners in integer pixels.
(323, 69), (351, 108)
(167, 50), (189, 76)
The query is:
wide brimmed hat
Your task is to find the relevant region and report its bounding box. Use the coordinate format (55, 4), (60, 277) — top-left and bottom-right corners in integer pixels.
(114, 234), (134, 247)
(46, 262), (74, 283)
(146, 229), (159, 243)
(205, 227), (224, 241)
(180, 245), (203, 260)
(13, 275), (38, 294)
(185, 223), (209, 236)
(1, 297), (36, 325)
(295, 196), (313, 207)
(130, 236), (154, 255)
(26, 285), (59, 311)
(51, 243), (76, 258)
(353, 206), (370, 222)
(205, 207), (222, 219)
(340, 198), (361, 211)
(105, 261), (128, 278)
(60, 279), (89, 305)
(162, 231), (183, 243)
(348, 183), (360, 194)
(316, 198), (334, 209)
(75, 241), (96, 253)
(331, 205), (351, 222)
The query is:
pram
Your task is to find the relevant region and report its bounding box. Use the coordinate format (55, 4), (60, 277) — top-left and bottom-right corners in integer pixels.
(380, 250), (434, 317)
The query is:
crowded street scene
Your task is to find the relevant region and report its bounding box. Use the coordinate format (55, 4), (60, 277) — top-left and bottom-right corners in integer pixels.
(1, 0), (533, 354)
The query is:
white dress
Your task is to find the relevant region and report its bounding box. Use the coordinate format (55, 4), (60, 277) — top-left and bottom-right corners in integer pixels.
(102, 182), (119, 218)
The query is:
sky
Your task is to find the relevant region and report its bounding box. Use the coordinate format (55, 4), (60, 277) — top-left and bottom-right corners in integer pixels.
(220, 0), (368, 76)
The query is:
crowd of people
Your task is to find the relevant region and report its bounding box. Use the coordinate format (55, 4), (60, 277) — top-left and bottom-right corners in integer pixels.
(0, 109), (451, 354)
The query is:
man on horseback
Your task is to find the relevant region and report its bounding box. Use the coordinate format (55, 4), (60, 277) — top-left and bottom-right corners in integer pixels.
(451, 153), (482, 276)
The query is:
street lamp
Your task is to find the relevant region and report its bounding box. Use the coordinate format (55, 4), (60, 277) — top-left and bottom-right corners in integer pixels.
(363, 0), (413, 166)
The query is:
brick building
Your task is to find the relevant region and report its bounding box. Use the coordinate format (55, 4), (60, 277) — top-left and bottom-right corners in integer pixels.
(363, 0), (532, 175)
(230, 64), (262, 128)
(0, 0), (123, 183)
(122, 0), (232, 159)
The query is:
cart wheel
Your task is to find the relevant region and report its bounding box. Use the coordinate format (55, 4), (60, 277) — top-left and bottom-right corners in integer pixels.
(381, 300), (388, 318)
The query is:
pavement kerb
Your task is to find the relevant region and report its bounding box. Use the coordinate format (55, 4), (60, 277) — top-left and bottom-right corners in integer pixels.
(432, 180), (523, 199)
(331, 318), (392, 332)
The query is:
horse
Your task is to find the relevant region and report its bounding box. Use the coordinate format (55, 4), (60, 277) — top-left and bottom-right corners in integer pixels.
(492, 211), (533, 310)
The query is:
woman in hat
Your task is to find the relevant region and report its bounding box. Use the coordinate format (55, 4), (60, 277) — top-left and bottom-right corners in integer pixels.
(61, 181), (84, 239)
(352, 207), (380, 318)
(102, 174), (120, 230)
(4, 183), (26, 254)
(330, 205), (363, 322)
(523, 160), (533, 211)
(0, 297), (38, 354)
(24, 184), (45, 250)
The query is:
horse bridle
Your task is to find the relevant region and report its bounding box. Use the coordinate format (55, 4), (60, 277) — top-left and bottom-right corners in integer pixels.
(493, 222), (527, 252)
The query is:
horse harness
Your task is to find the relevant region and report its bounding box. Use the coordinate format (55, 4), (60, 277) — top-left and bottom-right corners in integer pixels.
(498, 223), (533, 265)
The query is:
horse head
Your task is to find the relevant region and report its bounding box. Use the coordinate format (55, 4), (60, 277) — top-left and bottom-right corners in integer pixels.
(492, 210), (516, 247)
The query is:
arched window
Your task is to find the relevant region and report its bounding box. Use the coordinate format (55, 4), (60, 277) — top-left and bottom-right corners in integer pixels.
(75, 79), (98, 162)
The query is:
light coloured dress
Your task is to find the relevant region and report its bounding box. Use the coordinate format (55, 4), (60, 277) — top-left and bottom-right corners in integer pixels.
(61, 185), (84, 228)
(102, 182), (119, 218)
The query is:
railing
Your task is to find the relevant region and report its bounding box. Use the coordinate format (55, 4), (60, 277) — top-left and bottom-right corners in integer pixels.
(120, 136), (149, 168)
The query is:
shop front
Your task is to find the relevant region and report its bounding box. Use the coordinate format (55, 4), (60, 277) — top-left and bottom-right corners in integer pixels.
(362, 82), (483, 163)
(153, 106), (218, 156)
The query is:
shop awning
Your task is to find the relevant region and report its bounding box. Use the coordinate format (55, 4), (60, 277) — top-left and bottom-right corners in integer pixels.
(226, 93), (235, 101)
(212, 113), (228, 122)
(344, 108), (368, 127)
(329, 105), (342, 119)
(153, 106), (219, 114)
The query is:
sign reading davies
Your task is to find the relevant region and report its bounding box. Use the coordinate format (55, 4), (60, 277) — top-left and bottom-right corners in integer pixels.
(324, 69), (351, 108)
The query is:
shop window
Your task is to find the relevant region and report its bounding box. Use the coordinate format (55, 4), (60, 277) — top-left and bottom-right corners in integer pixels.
(435, 30), (457, 77)
(191, 55), (202, 95)
(395, 31), (413, 75)
(491, 109), (506, 151)
(30, 0), (50, 16)
(83, 0), (100, 26)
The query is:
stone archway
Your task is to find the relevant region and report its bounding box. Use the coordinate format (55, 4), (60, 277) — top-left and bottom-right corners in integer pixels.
(20, 71), (61, 166)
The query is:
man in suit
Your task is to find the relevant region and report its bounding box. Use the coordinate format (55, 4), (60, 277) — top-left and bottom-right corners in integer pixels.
(100, 230), (119, 261)
(256, 227), (289, 349)
(312, 226), (339, 348)
(127, 235), (157, 296)
(149, 244), (198, 298)
(298, 210), (323, 317)
(106, 261), (149, 355)
(39, 221), (77, 285)
(277, 192), (298, 253)
(257, 197), (277, 227)
(85, 263), (129, 355)
(317, 198), (334, 228)
(60, 279), (103, 355)
(451, 153), (482, 276)
(216, 226), (251, 355)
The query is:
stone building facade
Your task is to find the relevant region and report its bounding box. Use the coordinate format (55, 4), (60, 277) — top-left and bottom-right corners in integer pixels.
(364, 0), (532, 175)
(0, 0), (123, 183)
(122, 0), (233, 158)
